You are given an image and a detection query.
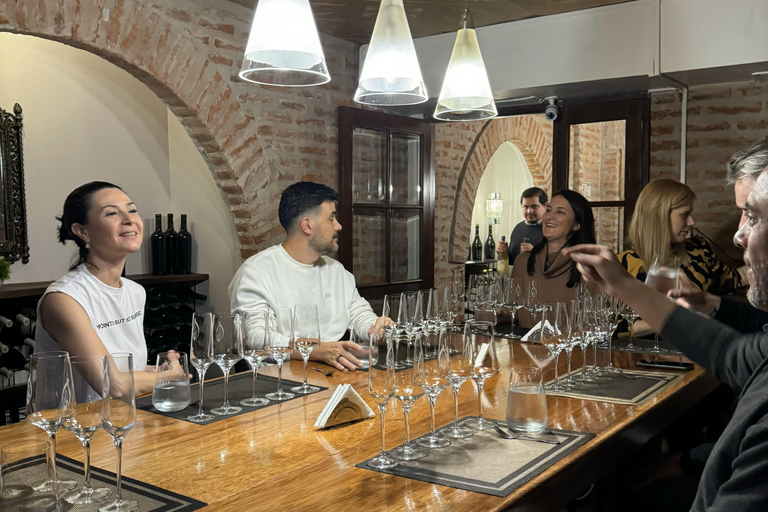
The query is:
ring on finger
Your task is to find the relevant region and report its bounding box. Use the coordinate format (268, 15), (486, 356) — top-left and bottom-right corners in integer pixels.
(336, 354), (344, 363)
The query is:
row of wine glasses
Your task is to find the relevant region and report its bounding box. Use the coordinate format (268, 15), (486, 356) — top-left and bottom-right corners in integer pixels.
(188, 305), (324, 422)
(26, 351), (137, 511)
(367, 319), (500, 469)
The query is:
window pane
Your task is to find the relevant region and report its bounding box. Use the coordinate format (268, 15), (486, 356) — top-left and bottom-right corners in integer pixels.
(390, 133), (421, 205)
(390, 209), (421, 281)
(352, 208), (387, 285)
(568, 120), (626, 201)
(593, 206), (625, 253)
(352, 127), (387, 204)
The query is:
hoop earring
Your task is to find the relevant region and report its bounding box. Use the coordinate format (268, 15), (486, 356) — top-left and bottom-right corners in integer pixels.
(85, 243), (90, 249)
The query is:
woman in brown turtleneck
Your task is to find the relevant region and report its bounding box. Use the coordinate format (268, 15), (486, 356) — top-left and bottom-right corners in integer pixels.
(511, 189), (596, 328)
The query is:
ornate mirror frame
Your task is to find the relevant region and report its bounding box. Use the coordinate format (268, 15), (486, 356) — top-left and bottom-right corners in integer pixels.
(0, 104), (29, 264)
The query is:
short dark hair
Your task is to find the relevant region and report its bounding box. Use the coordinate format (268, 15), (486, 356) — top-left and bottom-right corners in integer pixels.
(57, 181), (123, 269)
(527, 189), (595, 287)
(278, 181), (339, 233)
(520, 187), (548, 205)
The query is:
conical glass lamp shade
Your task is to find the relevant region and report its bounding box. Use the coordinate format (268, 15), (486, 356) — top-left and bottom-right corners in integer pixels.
(354, 0), (427, 106)
(434, 10), (497, 121)
(239, 0), (330, 87)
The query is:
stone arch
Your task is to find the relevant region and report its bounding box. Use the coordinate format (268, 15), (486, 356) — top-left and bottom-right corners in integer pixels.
(448, 115), (553, 262)
(0, 1), (282, 259)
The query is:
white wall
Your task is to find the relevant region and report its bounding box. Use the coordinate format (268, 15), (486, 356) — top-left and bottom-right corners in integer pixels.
(0, 33), (239, 313)
(470, 141), (534, 251)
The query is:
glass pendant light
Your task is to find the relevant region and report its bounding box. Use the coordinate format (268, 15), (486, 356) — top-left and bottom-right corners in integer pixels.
(239, 0), (330, 87)
(434, 9), (497, 121)
(354, 0), (427, 106)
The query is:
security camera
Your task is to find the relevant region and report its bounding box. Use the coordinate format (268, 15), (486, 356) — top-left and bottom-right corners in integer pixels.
(542, 97), (559, 121)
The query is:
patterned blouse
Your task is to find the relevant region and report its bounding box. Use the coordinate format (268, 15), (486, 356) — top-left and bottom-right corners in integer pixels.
(617, 236), (746, 294)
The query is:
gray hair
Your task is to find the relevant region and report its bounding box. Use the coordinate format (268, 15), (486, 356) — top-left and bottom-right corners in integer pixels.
(727, 139), (768, 184)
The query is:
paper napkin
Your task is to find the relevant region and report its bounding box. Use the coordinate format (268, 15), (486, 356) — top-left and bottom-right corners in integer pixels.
(314, 384), (374, 429)
(520, 320), (553, 343)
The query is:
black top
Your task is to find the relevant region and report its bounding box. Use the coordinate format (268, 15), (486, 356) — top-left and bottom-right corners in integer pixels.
(716, 297), (768, 334)
(662, 307), (768, 511)
(508, 221), (543, 263)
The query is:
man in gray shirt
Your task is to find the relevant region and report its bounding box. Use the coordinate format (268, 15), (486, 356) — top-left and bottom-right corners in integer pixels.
(566, 139), (768, 511)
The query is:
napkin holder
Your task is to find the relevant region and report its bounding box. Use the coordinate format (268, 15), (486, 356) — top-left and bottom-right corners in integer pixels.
(315, 384), (374, 429)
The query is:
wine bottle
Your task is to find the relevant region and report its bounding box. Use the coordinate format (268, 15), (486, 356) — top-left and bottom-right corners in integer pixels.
(14, 314), (30, 327)
(177, 214), (192, 274)
(498, 235), (509, 274)
(472, 224), (483, 261)
(0, 316), (12, 328)
(165, 214), (178, 274)
(485, 224), (496, 260)
(151, 214), (167, 276)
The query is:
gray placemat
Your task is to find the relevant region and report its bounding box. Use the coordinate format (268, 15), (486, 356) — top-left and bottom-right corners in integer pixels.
(357, 416), (594, 497)
(137, 371), (327, 425)
(0, 454), (205, 511)
(544, 369), (682, 405)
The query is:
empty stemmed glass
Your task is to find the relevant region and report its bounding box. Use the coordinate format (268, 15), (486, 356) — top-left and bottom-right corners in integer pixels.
(100, 353), (138, 512)
(211, 313), (243, 415)
(442, 326), (475, 439)
(366, 332), (398, 469)
(188, 312), (215, 422)
(240, 311), (270, 407)
(599, 294), (623, 374)
(415, 328), (451, 449)
(525, 279), (545, 325)
(577, 296), (599, 382)
(507, 279), (525, 339)
(391, 345), (426, 461)
(265, 307), (295, 401)
(382, 293), (406, 369)
(291, 304), (322, 394)
(540, 303), (569, 392)
(26, 351), (77, 494)
(62, 355), (112, 504)
(402, 291), (423, 365)
(560, 300), (578, 387)
(620, 303), (640, 351)
(464, 320), (499, 430)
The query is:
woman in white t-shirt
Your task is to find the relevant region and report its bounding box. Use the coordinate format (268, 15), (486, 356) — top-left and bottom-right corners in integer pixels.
(35, 181), (156, 397)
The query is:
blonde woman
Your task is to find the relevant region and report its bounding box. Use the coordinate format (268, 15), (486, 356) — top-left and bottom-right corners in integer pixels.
(617, 179), (746, 335)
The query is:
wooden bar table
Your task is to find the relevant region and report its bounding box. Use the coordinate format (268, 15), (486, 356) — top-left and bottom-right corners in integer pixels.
(0, 340), (718, 511)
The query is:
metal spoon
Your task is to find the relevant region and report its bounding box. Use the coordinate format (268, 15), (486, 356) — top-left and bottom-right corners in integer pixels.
(493, 424), (561, 445)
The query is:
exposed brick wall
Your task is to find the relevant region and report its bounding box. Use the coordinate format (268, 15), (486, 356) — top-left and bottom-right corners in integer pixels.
(434, 114), (553, 288)
(0, 0), (359, 261)
(650, 81), (768, 264)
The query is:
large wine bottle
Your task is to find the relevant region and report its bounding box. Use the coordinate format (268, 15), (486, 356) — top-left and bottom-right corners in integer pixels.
(165, 214), (178, 274)
(177, 214), (192, 274)
(485, 224), (496, 260)
(151, 214), (166, 276)
(472, 224), (483, 261)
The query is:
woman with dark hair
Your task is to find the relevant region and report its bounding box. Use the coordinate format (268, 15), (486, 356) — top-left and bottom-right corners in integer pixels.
(511, 189), (596, 327)
(35, 182), (155, 397)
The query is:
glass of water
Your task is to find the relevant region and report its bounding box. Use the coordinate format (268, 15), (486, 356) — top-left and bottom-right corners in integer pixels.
(152, 351), (191, 412)
(506, 366), (548, 433)
(349, 322), (377, 369)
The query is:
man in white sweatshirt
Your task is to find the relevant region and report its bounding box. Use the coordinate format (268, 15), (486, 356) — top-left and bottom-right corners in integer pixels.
(229, 181), (382, 371)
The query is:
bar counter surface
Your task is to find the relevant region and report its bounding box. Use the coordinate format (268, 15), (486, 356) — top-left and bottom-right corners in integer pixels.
(0, 343), (717, 511)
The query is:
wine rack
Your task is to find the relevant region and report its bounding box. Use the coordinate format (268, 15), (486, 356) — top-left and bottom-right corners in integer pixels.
(0, 273), (208, 424)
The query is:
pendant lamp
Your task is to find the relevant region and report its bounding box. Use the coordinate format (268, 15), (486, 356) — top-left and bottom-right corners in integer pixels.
(239, 0), (330, 87)
(354, 0), (427, 106)
(434, 9), (497, 121)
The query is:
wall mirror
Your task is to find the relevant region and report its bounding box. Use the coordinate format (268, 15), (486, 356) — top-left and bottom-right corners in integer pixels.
(0, 103), (29, 264)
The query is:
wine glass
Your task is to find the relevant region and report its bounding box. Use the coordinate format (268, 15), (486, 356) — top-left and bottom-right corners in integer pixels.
(402, 291), (423, 365)
(382, 293), (406, 370)
(240, 311), (270, 407)
(475, 302), (497, 330)
(577, 296), (599, 383)
(188, 312), (215, 423)
(265, 307), (295, 401)
(211, 313), (243, 415)
(390, 346), (426, 461)
(62, 355), (112, 504)
(442, 326), (475, 439)
(598, 294), (623, 374)
(415, 328), (451, 449)
(507, 278), (525, 340)
(291, 304), (321, 394)
(645, 257), (680, 353)
(525, 279), (545, 325)
(422, 288), (440, 334)
(26, 351), (77, 494)
(464, 320), (499, 430)
(540, 303), (569, 392)
(560, 300), (577, 387)
(620, 303), (641, 351)
(100, 353), (138, 512)
(366, 332), (398, 469)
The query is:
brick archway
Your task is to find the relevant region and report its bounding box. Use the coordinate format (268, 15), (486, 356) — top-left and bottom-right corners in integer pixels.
(448, 114), (553, 262)
(0, 1), (356, 260)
